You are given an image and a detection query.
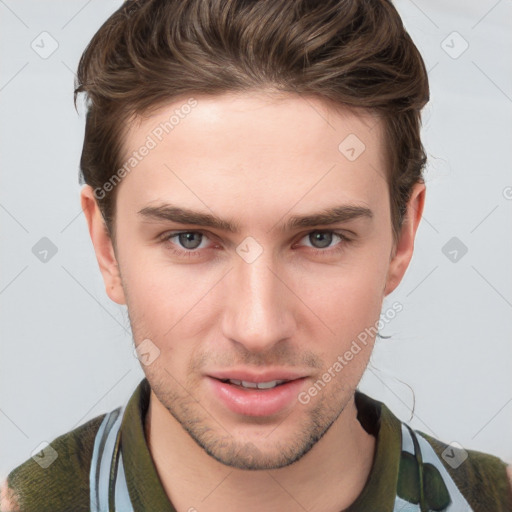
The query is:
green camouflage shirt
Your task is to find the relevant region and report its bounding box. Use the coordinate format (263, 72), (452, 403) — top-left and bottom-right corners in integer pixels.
(4, 378), (512, 511)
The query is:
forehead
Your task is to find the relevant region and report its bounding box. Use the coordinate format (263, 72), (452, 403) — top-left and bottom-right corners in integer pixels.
(118, 92), (388, 221)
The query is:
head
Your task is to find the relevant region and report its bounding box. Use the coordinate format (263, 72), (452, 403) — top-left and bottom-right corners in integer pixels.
(78, 0), (428, 470)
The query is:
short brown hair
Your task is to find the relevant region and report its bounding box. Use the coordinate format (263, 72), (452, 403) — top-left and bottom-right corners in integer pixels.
(75, 0), (429, 243)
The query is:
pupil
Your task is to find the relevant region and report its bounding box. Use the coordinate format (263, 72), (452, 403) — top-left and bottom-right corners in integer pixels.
(179, 232), (202, 249)
(310, 231), (332, 249)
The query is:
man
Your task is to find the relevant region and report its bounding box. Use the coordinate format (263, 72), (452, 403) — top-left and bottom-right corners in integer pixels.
(2, 0), (511, 510)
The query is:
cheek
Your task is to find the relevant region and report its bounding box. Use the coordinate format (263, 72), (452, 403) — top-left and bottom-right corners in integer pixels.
(294, 247), (390, 370)
(305, 254), (389, 324)
(119, 246), (220, 342)
(118, 219), (392, 352)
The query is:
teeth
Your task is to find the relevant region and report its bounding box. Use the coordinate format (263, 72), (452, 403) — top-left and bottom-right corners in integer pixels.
(227, 379), (286, 389)
(241, 380), (258, 388)
(256, 380), (285, 389)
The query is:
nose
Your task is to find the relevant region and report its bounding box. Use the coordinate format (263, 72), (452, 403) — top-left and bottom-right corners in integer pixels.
(220, 247), (296, 353)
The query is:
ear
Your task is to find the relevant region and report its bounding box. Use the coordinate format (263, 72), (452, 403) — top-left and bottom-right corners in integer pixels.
(80, 186), (126, 305)
(384, 182), (426, 296)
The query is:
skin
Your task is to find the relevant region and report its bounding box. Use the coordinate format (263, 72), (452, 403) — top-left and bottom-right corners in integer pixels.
(2, 91), (511, 512)
(81, 91), (426, 511)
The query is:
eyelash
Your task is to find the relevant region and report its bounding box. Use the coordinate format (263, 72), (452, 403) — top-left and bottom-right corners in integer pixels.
(158, 230), (352, 259)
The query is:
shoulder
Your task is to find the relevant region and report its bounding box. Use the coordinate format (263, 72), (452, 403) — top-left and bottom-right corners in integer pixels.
(415, 429), (512, 511)
(1, 413), (107, 512)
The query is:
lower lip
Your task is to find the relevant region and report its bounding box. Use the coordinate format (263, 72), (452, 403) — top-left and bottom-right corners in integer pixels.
(207, 377), (306, 417)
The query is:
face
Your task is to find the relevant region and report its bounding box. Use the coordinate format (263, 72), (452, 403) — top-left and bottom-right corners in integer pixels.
(84, 91), (423, 470)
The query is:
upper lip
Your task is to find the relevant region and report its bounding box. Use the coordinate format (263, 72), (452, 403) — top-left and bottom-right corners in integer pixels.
(207, 369), (307, 383)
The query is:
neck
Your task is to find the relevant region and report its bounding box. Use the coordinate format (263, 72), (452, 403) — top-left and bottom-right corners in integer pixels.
(145, 391), (375, 512)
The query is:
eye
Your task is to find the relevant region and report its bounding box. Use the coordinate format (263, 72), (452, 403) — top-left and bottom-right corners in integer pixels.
(174, 231), (205, 250)
(158, 229), (351, 260)
(159, 231), (213, 257)
(299, 230), (347, 250)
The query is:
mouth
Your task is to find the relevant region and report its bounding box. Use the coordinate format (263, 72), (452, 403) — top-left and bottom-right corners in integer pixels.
(217, 378), (289, 390)
(206, 373), (307, 417)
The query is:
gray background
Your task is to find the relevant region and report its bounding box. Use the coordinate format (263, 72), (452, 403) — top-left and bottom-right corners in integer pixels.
(1, 0), (511, 479)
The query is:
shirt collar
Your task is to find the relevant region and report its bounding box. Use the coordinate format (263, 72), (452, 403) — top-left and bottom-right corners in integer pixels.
(120, 378), (401, 512)
(344, 390), (402, 511)
(121, 378), (176, 511)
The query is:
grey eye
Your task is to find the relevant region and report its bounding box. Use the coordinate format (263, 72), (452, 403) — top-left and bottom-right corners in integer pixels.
(308, 231), (333, 249)
(178, 232), (203, 249)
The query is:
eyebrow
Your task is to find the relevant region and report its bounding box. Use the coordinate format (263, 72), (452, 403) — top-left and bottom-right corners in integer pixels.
(138, 203), (373, 233)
